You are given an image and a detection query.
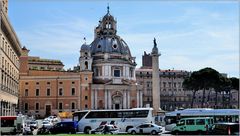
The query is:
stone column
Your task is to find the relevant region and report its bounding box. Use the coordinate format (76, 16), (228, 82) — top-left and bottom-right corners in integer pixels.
(108, 90), (112, 109)
(105, 90), (108, 109)
(91, 89), (94, 109)
(123, 90), (126, 109)
(127, 91), (130, 108)
(137, 90), (139, 108)
(123, 66), (126, 77)
(94, 90), (98, 109)
(102, 66), (105, 77)
(109, 66), (111, 77)
(140, 91), (143, 107)
(151, 38), (161, 114)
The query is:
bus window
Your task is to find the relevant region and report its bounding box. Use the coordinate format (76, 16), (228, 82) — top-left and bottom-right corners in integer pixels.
(177, 120), (185, 126)
(1, 119), (15, 127)
(196, 119), (205, 125)
(73, 111), (88, 121)
(186, 119), (194, 125)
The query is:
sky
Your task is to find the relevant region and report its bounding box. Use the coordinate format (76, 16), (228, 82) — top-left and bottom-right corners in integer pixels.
(8, 0), (239, 77)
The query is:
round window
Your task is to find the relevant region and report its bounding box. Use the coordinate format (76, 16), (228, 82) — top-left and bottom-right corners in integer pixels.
(112, 44), (118, 49)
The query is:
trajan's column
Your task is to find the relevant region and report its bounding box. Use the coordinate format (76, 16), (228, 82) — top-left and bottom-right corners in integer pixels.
(151, 38), (161, 114)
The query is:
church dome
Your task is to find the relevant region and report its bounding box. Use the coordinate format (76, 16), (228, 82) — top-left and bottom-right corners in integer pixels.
(80, 43), (90, 51)
(90, 6), (132, 57)
(90, 36), (132, 56)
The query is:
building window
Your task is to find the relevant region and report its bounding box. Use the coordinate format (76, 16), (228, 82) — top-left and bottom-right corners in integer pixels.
(36, 103), (39, 110)
(59, 88), (63, 96)
(84, 61), (88, 69)
(71, 102), (75, 110)
(85, 87), (88, 91)
(85, 96), (88, 100)
(36, 89), (39, 96)
(147, 81), (150, 88)
(24, 103), (28, 113)
(59, 82), (63, 84)
(47, 88), (51, 96)
(58, 102), (63, 111)
(130, 68), (133, 77)
(47, 82), (50, 85)
(25, 89), (28, 96)
(25, 82), (28, 85)
(72, 81), (75, 84)
(114, 69), (120, 77)
(168, 82), (171, 87)
(112, 44), (118, 50)
(174, 83), (176, 87)
(36, 82), (39, 85)
(71, 88), (75, 95)
(85, 104), (88, 109)
(178, 82), (181, 87)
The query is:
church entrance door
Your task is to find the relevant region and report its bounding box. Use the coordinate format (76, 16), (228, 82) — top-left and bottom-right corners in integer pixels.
(115, 104), (120, 109)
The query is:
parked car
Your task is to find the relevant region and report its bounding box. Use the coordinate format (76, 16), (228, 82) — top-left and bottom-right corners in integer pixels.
(49, 121), (78, 134)
(172, 117), (214, 135)
(41, 121), (53, 129)
(29, 121), (38, 129)
(47, 116), (60, 123)
(23, 126), (33, 135)
(210, 122), (239, 135)
(90, 124), (119, 134)
(127, 123), (162, 135)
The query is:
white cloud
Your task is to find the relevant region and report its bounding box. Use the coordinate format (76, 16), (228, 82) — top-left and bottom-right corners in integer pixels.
(13, 2), (238, 77)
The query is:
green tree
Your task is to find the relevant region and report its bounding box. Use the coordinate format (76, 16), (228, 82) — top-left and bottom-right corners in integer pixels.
(229, 77), (239, 108)
(183, 71), (200, 108)
(197, 68), (220, 108)
(183, 67), (221, 108)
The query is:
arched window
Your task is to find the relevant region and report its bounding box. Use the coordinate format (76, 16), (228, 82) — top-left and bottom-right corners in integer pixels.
(106, 22), (112, 29)
(84, 61), (88, 69)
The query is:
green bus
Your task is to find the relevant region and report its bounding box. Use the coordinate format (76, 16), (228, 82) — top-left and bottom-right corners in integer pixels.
(172, 117), (214, 135)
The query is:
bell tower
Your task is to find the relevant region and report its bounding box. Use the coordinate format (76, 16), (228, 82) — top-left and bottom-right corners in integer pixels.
(79, 40), (92, 71)
(94, 5), (117, 38)
(151, 38), (161, 114)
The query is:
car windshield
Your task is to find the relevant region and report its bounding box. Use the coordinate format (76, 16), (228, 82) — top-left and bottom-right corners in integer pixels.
(43, 122), (49, 124)
(30, 122), (36, 124)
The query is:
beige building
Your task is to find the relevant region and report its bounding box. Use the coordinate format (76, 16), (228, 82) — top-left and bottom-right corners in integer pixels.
(137, 52), (239, 111)
(0, 0), (22, 116)
(136, 68), (191, 111)
(19, 47), (92, 117)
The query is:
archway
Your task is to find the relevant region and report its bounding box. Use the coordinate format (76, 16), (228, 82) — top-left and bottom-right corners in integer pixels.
(112, 91), (123, 109)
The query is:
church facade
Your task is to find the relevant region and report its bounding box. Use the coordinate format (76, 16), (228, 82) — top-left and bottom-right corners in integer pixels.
(79, 9), (142, 110)
(19, 8), (143, 117)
